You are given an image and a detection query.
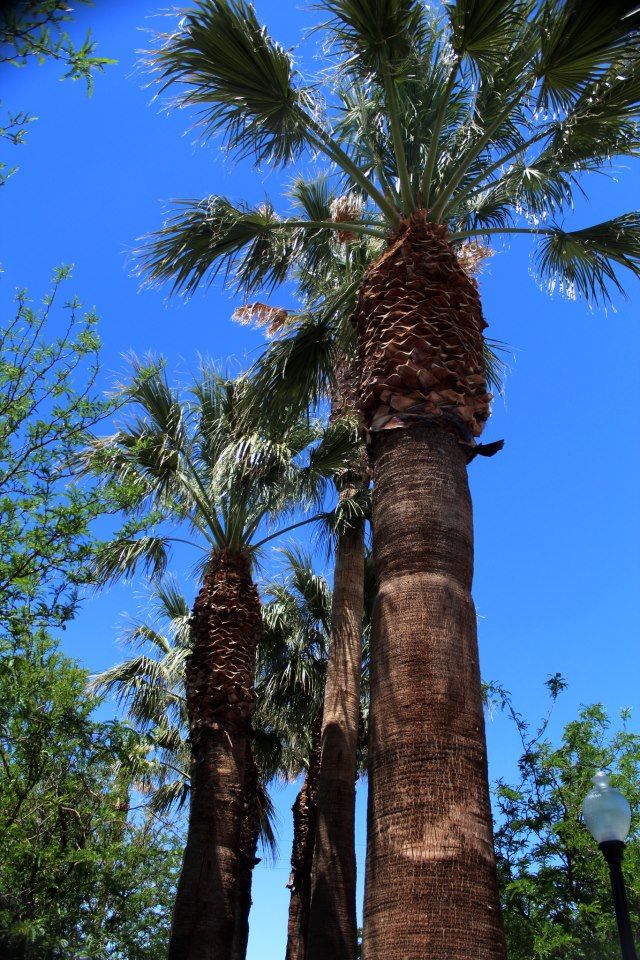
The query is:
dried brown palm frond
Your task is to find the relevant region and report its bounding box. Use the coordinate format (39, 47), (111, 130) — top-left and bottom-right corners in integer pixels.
(330, 194), (364, 243)
(455, 241), (494, 277)
(232, 302), (290, 337)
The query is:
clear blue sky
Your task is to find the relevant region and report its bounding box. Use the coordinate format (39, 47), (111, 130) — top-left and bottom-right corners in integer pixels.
(2, 2), (640, 957)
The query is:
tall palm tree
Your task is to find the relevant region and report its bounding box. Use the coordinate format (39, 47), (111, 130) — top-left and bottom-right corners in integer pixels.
(238, 190), (375, 960)
(258, 545), (374, 960)
(93, 575), (279, 960)
(243, 182), (504, 960)
(258, 548), (331, 960)
(142, 3), (640, 956)
(88, 362), (356, 960)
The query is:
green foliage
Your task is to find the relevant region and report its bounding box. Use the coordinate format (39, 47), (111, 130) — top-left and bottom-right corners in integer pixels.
(534, 213), (640, 304)
(153, 0), (310, 165)
(0, 0), (114, 184)
(92, 577), (192, 817)
(0, 269), (113, 636)
(86, 360), (358, 586)
(491, 683), (640, 959)
(317, 0), (428, 78)
(257, 546), (373, 779)
(0, 630), (181, 959)
(536, 0), (640, 109)
(145, 0), (640, 307)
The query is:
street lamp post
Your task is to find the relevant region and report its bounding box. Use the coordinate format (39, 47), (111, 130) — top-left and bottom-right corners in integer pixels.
(582, 771), (638, 960)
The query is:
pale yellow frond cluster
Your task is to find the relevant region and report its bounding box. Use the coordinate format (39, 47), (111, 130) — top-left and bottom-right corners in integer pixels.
(456, 241), (494, 277)
(330, 194), (364, 243)
(232, 302), (290, 337)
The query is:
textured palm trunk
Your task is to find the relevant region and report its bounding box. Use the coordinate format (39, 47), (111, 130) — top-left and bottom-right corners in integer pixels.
(357, 214), (506, 960)
(285, 728), (321, 960)
(231, 743), (261, 960)
(306, 478), (365, 960)
(169, 552), (262, 960)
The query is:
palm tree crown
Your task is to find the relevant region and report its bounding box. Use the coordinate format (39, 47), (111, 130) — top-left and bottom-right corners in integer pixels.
(142, 0), (640, 307)
(87, 360), (357, 582)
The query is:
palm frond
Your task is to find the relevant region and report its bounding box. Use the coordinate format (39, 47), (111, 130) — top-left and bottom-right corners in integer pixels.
(247, 311), (339, 425)
(315, 485), (371, 550)
(446, 0), (532, 72)
(152, 0), (311, 164)
(151, 576), (192, 640)
(534, 212), (640, 303)
(94, 535), (170, 584)
(255, 778), (278, 862)
(139, 197), (301, 296)
(147, 778), (191, 815)
(483, 338), (511, 395)
(306, 416), (360, 479)
(278, 545), (333, 630)
(317, 0), (428, 78)
(536, 0), (640, 109)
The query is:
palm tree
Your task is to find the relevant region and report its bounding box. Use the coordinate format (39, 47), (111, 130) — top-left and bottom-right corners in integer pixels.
(88, 361), (356, 960)
(93, 547), (364, 960)
(142, 3), (640, 956)
(92, 575), (278, 960)
(238, 192), (375, 960)
(258, 546), (374, 960)
(258, 548), (331, 960)
(243, 188), (503, 959)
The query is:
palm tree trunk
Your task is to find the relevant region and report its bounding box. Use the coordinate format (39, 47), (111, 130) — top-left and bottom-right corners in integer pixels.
(169, 551), (262, 960)
(362, 424), (505, 960)
(306, 476), (365, 960)
(286, 728), (321, 960)
(231, 743), (261, 960)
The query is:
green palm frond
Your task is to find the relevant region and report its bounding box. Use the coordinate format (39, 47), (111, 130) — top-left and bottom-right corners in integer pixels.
(534, 213), (640, 303)
(446, 0), (531, 71)
(147, 779), (191, 815)
(94, 535), (171, 584)
(536, 0), (640, 109)
(483, 338), (511, 395)
(545, 57), (640, 168)
(306, 416), (360, 480)
(247, 310), (340, 425)
(119, 623), (173, 656)
(318, 0), (428, 78)
(152, 0), (311, 164)
(278, 545), (333, 630)
(255, 779), (278, 862)
(289, 175), (334, 223)
(94, 580), (191, 814)
(139, 197), (300, 296)
(315, 485), (371, 553)
(336, 85), (400, 201)
(152, 576), (192, 642)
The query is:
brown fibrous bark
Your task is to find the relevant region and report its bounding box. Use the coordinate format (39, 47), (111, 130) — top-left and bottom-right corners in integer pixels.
(169, 551), (262, 960)
(355, 212), (491, 440)
(285, 727), (321, 960)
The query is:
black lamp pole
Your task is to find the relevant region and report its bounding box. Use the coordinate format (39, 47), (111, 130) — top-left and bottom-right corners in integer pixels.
(600, 840), (638, 960)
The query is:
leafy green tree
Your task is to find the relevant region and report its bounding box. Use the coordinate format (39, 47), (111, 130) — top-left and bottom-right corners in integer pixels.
(87, 361), (357, 959)
(1, 0), (113, 184)
(0, 267), (116, 636)
(489, 684), (640, 960)
(141, 2), (640, 956)
(0, 629), (181, 959)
